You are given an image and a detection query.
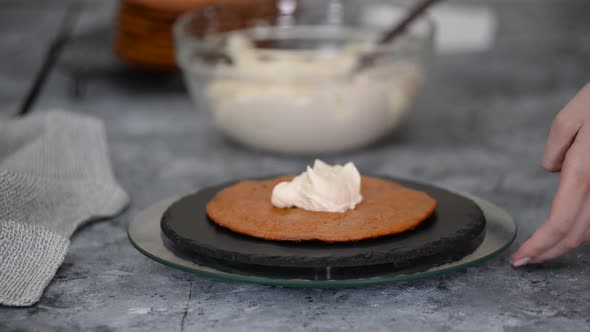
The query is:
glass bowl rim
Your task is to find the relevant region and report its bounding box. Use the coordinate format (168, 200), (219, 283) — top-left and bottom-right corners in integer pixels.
(173, 1), (436, 82)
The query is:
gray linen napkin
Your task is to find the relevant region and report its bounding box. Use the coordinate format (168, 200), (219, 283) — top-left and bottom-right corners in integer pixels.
(0, 111), (129, 307)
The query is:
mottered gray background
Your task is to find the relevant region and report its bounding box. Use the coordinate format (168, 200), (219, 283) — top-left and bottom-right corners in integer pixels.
(1, 0), (589, 331)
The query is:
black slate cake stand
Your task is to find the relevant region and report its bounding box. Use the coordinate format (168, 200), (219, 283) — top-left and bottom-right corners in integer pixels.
(128, 178), (517, 288)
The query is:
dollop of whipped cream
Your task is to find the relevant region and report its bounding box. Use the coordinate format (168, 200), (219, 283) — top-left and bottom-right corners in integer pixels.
(271, 160), (363, 213)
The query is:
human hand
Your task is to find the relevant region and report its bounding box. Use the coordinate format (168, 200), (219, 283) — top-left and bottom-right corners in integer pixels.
(511, 83), (590, 267)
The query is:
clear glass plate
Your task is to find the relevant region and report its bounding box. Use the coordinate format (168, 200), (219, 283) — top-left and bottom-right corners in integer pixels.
(128, 193), (517, 288)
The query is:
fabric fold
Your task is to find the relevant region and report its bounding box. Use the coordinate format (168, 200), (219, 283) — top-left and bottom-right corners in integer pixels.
(0, 220), (69, 307)
(0, 111), (129, 306)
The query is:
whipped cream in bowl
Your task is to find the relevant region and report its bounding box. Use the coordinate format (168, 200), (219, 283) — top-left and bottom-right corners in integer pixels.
(271, 160), (363, 213)
(174, 1), (434, 154)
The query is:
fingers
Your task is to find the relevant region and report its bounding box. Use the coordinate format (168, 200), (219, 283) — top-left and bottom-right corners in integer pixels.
(531, 199), (590, 263)
(512, 83), (590, 267)
(541, 114), (580, 172)
(541, 83), (590, 171)
(512, 126), (590, 266)
(542, 112), (584, 173)
(511, 127), (590, 266)
(511, 225), (563, 267)
(533, 127), (590, 262)
(510, 171), (585, 265)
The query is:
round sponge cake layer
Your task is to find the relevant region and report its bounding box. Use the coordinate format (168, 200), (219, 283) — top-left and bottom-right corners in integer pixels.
(206, 176), (437, 242)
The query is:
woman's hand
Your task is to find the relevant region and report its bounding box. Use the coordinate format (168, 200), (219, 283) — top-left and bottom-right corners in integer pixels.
(511, 83), (590, 267)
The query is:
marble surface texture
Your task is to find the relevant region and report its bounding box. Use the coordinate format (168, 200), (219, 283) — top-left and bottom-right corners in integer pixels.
(0, 0), (589, 331)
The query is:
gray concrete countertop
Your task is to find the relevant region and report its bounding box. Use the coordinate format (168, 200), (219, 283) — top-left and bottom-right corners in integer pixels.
(1, 0), (589, 331)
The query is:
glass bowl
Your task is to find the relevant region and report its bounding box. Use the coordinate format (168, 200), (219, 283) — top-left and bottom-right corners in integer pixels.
(174, 0), (435, 154)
